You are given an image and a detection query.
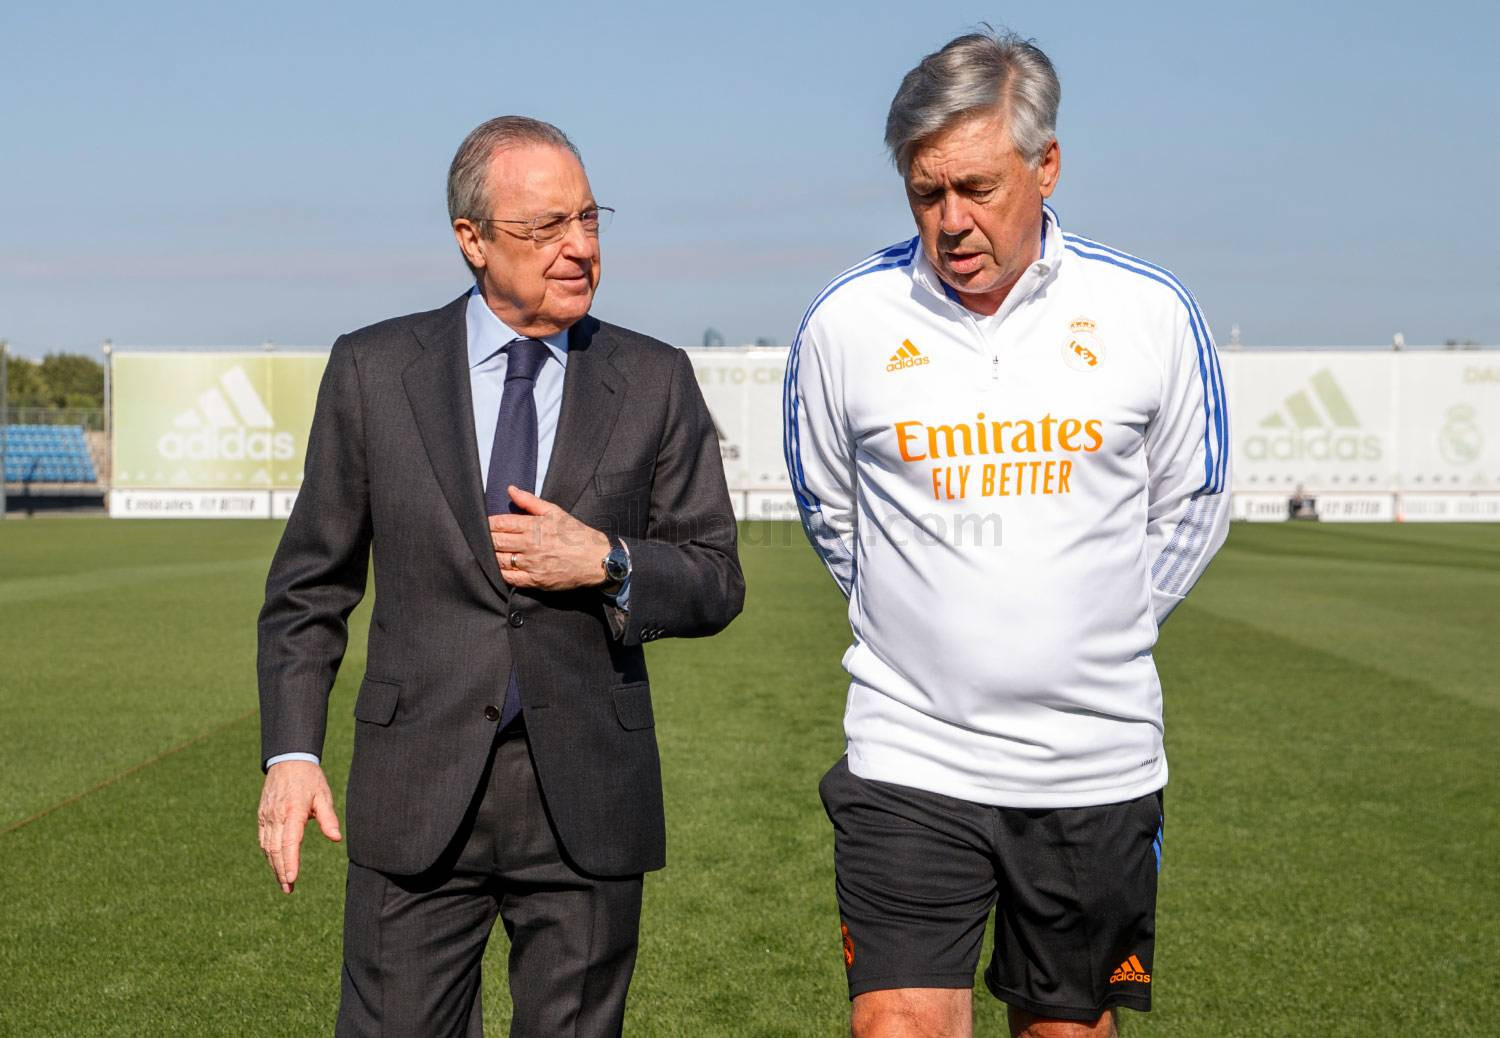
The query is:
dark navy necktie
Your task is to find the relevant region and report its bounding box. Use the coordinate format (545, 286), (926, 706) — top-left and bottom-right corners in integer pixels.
(484, 338), (550, 516)
(485, 337), (549, 728)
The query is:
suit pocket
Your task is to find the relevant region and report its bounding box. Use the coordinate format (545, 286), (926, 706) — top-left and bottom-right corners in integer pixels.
(353, 677), (401, 725)
(612, 681), (655, 730)
(594, 463), (654, 498)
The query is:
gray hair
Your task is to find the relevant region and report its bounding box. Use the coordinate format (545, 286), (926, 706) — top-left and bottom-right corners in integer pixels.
(885, 28), (1061, 176)
(447, 116), (581, 226)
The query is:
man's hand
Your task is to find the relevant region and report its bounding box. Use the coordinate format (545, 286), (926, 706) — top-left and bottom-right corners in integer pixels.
(489, 486), (611, 591)
(257, 760), (342, 894)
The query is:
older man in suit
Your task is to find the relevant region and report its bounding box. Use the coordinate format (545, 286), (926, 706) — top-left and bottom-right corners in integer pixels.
(255, 116), (743, 1037)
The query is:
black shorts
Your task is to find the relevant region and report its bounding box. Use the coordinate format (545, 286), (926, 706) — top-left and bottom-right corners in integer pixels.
(819, 757), (1163, 1022)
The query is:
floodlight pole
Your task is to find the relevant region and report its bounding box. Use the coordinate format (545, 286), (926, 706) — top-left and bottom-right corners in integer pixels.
(101, 340), (112, 439)
(1, 339), (8, 520)
(101, 340), (113, 506)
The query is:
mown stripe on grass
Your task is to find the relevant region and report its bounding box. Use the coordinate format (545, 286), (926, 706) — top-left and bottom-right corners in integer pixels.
(1184, 575), (1500, 714)
(0, 557), (268, 606)
(1153, 604), (1498, 1035)
(0, 706), (257, 835)
(1222, 524), (1500, 572)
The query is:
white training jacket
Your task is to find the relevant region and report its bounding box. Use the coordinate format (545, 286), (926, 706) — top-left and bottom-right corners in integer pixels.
(784, 205), (1230, 808)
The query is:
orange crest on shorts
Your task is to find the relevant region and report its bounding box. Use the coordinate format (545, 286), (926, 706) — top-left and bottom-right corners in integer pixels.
(841, 923), (855, 968)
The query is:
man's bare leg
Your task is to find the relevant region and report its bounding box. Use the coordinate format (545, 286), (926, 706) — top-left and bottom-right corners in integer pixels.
(851, 988), (971, 1038)
(1008, 1006), (1117, 1038)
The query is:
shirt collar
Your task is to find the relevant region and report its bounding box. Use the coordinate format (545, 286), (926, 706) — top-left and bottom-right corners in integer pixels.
(1038, 201), (1064, 273)
(465, 286), (571, 370)
(911, 203), (1065, 313)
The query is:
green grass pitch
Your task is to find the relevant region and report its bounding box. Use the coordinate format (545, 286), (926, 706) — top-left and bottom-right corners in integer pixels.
(2, 519), (1496, 1035)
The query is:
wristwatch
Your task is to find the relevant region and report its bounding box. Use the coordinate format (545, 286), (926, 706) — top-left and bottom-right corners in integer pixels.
(601, 535), (631, 594)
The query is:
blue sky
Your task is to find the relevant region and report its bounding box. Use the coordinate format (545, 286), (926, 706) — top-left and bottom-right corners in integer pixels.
(1, 0), (1496, 358)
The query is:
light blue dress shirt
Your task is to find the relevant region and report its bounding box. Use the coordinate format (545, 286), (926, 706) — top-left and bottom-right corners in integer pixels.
(466, 286), (570, 495)
(266, 288), (628, 769)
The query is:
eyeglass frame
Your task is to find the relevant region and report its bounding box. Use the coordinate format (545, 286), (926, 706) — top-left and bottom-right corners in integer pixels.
(470, 205), (615, 245)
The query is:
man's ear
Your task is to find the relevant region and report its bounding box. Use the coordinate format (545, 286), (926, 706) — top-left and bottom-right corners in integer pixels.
(453, 219), (487, 272)
(1038, 139), (1061, 199)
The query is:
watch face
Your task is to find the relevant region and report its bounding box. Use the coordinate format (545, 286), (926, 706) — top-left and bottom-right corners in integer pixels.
(605, 548), (630, 581)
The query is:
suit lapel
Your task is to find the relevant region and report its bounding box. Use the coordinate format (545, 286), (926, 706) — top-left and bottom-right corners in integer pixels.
(541, 316), (624, 513)
(403, 294), (508, 600)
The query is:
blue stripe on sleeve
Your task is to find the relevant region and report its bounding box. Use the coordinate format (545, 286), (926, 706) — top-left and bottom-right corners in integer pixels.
(1061, 236), (1227, 495)
(1063, 234), (1227, 597)
(1064, 234), (1228, 494)
(783, 238), (918, 511)
(1064, 236), (1225, 494)
(1152, 493), (1218, 595)
(1063, 235), (1226, 494)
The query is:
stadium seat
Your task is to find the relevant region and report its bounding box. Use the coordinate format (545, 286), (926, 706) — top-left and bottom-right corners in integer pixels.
(2, 424), (98, 483)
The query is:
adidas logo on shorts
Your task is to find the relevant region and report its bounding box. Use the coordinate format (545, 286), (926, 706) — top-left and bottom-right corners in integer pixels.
(1109, 954), (1151, 984)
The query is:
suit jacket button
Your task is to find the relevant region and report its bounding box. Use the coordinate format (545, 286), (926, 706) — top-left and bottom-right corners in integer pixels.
(484, 705), (500, 722)
(508, 612), (525, 628)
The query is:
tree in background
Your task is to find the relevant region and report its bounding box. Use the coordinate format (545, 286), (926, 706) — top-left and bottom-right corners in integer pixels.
(3, 356), (52, 409)
(3, 353), (104, 410)
(38, 354), (104, 409)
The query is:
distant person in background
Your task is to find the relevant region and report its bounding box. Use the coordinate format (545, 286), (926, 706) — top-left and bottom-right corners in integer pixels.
(785, 29), (1230, 1038)
(256, 116), (742, 1036)
(1289, 484), (1317, 519)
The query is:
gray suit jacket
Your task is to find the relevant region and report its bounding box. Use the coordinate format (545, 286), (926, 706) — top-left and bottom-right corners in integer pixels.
(257, 293), (744, 877)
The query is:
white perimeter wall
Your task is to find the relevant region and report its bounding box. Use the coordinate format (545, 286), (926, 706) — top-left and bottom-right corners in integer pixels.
(1222, 352), (1499, 493)
(106, 346), (1500, 522)
(687, 347), (1500, 523)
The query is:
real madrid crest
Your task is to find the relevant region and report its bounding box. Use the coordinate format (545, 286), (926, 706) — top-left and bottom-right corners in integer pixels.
(1062, 318), (1105, 371)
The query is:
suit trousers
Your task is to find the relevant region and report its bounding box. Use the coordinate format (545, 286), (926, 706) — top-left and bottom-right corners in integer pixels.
(336, 724), (644, 1037)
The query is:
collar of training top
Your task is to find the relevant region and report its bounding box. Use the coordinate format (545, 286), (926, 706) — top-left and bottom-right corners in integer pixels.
(910, 203), (1066, 314)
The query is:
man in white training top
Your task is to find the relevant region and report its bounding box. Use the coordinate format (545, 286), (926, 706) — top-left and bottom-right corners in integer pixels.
(784, 29), (1230, 1038)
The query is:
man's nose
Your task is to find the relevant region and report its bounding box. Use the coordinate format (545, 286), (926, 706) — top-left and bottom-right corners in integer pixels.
(938, 192), (972, 236)
(558, 214), (593, 258)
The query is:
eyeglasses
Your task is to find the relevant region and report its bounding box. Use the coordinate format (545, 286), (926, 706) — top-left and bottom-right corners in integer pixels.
(476, 206), (615, 244)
